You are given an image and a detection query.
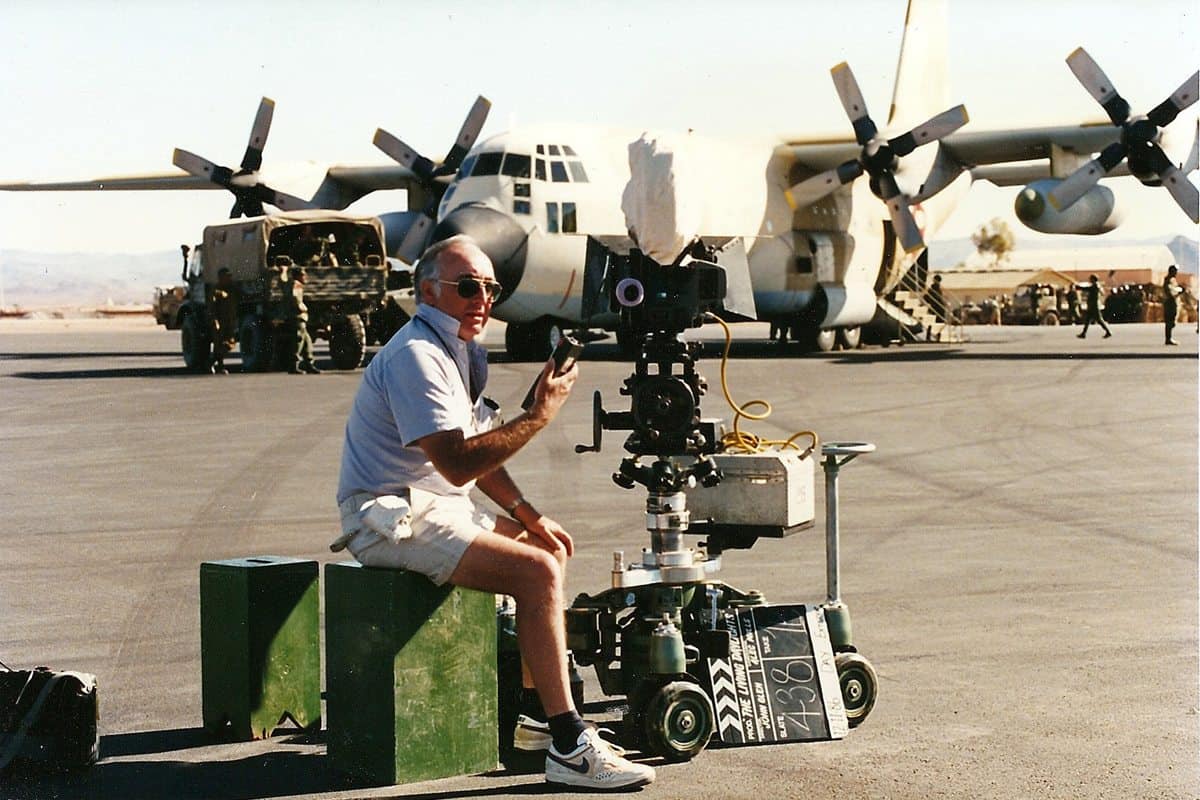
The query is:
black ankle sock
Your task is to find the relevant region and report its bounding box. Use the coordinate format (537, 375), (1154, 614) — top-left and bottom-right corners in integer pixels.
(548, 710), (587, 752)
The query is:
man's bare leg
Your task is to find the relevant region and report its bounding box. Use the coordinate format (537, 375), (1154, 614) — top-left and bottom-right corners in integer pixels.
(449, 531), (573, 716)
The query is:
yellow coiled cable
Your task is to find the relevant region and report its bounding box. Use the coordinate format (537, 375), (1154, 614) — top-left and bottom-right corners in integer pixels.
(706, 313), (819, 458)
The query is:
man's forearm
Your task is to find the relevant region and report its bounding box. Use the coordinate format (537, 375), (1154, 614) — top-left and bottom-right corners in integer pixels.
(433, 411), (550, 486)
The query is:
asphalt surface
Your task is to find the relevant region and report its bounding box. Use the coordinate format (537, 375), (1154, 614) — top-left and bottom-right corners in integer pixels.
(1, 317), (1196, 800)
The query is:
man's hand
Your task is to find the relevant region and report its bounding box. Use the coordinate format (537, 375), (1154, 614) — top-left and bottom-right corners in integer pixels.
(529, 358), (578, 423)
(521, 512), (575, 559)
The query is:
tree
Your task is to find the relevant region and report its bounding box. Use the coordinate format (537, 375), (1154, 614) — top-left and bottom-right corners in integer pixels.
(971, 218), (1015, 268)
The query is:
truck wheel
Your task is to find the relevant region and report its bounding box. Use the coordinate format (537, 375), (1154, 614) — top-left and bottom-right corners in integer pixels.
(180, 313), (211, 372)
(239, 315), (275, 372)
(641, 680), (715, 762)
(330, 314), (366, 370)
(1040, 312), (1059, 326)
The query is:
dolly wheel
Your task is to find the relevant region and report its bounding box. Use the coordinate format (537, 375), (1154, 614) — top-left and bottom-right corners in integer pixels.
(642, 681), (715, 762)
(836, 651), (878, 727)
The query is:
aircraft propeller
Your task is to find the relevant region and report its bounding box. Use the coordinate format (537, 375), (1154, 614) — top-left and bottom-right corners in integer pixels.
(172, 97), (314, 218)
(785, 62), (969, 253)
(373, 96), (492, 263)
(1048, 48), (1199, 223)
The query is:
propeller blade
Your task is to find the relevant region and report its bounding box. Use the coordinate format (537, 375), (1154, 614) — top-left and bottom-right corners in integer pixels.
(441, 95), (492, 173)
(1184, 119), (1199, 174)
(373, 128), (435, 179)
(1159, 163), (1200, 224)
(241, 97), (275, 172)
(261, 188), (314, 212)
(173, 148), (223, 182)
(889, 105), (970, 157)
(1065, 47), (1130, 125)
(785, 161), (863, 209)
(229, 196), (264, 218)
(1148, 71), (1200, 128)
(397, 214), (434, 264)
(1048, 142), (1126, 210)
(886, 196), (924, 253)
(830, 62), (877, 144)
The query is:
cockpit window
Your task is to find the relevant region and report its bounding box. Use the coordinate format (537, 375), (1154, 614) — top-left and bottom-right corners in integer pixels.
(562, 145), (577, 156)
(458, 154), (477, 179)
(500, 153), (531, 178)
(536, 144), (545, 154)
(568, 162), (588, 183)
(548, 145), (561, 156)
(473, 152), (502, 176)
(535, 159), (546, 181)
(550, 161), (568, 182)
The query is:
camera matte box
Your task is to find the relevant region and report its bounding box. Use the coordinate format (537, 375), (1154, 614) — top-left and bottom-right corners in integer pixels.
(686, 451), (815, 528)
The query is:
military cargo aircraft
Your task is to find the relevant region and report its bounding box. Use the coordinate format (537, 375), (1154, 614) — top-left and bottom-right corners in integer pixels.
(2, 0), (1195, 360)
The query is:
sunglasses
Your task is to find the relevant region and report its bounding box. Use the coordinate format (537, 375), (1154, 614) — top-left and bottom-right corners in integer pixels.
(438, 276), (503, 301)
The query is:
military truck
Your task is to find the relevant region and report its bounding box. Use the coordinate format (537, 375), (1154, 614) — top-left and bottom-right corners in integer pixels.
(1004, 282), (1073, 326)
(166, 210), (398, 372)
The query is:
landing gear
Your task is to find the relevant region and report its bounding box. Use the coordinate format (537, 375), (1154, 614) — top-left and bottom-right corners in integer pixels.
(837, 326), (861, 350)
(814, 328), (837, 352)
(329, 314), (366, 370)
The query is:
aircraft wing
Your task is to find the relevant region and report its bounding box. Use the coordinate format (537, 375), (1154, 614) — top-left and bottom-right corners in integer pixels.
(784, 121), (1123, 184)
(0, 172), (212, 191)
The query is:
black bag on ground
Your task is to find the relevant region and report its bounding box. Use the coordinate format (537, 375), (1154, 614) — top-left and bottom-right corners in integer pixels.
(0, 667), (99, 772)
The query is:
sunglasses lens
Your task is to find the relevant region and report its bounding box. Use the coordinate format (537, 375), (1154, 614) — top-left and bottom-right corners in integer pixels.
(456, 277), (500, 300)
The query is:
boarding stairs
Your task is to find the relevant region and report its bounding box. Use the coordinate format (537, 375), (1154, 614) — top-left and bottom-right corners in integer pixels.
(889, 270), (965, 344)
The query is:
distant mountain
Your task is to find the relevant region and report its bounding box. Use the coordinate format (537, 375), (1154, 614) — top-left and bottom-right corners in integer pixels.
(0, 249), (182, 307)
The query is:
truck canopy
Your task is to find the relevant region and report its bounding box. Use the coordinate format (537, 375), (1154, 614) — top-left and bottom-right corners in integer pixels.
(201, 210), (386, 285)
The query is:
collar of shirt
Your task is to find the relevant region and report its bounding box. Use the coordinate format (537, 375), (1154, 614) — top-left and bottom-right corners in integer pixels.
(414, 303), (487, 401)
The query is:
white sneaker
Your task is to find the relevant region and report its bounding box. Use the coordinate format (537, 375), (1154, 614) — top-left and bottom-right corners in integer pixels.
(545, 727), (654, 790)
(513, 714), (552, 751)
(515, 714), (627, 754)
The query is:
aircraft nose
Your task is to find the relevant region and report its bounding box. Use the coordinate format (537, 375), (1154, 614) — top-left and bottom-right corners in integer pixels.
(430, 203), (528, 303)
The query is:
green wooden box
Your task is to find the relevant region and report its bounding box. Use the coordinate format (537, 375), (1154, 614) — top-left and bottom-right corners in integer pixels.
(324, 561), (498, 784)
(199, 556), (321, 740)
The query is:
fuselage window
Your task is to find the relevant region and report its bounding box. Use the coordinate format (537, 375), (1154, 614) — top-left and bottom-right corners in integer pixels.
(458, 154), (478, 179)
(562, 202), (577, 233)
(514, 199), (531, 215)
(568, 162), (588, 183)
(546, 202), (559, 234)
(548, 145), (561, 156)
(473, 151), (502, 176)
(550, 161), (568, 182)
(501, 153), (531, 178)
(535, 159), (546, 181)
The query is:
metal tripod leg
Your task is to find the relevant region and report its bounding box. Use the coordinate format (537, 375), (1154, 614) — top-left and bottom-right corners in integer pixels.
(820, 442), (875, 650)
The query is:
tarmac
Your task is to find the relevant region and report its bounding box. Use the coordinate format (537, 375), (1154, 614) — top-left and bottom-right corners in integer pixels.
(0, 317), (1196, 800)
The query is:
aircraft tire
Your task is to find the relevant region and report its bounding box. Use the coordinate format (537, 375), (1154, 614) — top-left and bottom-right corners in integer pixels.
(238, 315), (275, 372)
(814, 328), (837, 352)
(330, 314), (367, 370)
(837, 326), (861, 350)
(180, 313), (211, 372)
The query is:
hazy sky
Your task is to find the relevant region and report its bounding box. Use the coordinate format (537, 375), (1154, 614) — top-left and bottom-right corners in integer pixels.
(0, 0), (1196, 254)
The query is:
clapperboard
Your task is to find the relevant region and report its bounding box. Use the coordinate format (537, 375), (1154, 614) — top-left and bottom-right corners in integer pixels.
(705, 604), (848, 745)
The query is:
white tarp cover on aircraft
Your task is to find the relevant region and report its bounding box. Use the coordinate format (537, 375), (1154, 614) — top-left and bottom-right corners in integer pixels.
(620, 133), (702, 264)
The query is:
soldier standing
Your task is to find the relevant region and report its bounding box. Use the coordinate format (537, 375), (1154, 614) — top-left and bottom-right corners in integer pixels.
(1077, 274), (1112, 339)
(287, 267), (321, 374)
(1162, 265), (1182, 346)
(210, 268), (238, 374)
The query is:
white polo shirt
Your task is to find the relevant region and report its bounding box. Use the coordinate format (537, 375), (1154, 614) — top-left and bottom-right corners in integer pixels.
(337, 303), (490, 504)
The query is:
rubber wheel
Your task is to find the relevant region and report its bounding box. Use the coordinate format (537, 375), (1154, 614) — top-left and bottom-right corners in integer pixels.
(641, 680), (715, 762)
(1041, 312), (1059, 326)
(836, 651), (878, 728)
(837, 326), (861, 350)
(180, 313), (211, 372)
(814, 328), (837, 352)
(238, 315), (275, 372)
(329, 314), (367, 370)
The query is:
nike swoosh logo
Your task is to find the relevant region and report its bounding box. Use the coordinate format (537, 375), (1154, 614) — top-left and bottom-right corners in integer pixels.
(548, 752), (590, 774)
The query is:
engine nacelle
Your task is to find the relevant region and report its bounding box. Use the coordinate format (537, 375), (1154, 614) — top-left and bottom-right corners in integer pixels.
(1014, 178), (1123, 235)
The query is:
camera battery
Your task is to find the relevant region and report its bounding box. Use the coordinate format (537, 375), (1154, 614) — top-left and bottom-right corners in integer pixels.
(686, 451), (815, 530)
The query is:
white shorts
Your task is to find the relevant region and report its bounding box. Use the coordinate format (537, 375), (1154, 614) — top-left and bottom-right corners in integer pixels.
(337, 489), (496, 585)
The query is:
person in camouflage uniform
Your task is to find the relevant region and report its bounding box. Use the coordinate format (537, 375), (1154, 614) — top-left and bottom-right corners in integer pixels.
(209, 268), (238, 374)
(287, 267), (320, 374)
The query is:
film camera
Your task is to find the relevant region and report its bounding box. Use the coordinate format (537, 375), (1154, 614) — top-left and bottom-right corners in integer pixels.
(545, 238), (878, 762)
